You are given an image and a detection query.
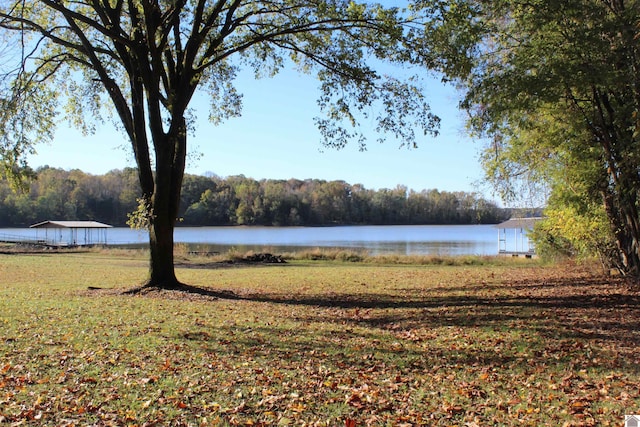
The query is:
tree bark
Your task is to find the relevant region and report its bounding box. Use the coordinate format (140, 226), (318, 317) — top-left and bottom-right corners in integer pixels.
(601, 179), (640, 277)
(143, 118), (187, 289)
(148, 213), (180, 288)
(617, 184), (640, 276)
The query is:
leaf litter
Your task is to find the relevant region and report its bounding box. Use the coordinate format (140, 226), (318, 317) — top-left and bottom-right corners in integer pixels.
(0, 256), (639, 426)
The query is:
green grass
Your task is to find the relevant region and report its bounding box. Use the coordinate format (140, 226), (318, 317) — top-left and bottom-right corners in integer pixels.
(0, 250), (638, 426)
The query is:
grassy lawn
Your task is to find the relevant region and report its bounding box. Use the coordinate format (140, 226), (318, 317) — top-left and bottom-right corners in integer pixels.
(0, 250), (639, 426)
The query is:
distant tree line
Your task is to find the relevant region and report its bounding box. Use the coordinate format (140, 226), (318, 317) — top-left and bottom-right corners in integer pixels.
(0, 167), (509, 227)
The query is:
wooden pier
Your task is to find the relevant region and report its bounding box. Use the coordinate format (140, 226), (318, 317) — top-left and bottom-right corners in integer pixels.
(0, 233), (58, 248)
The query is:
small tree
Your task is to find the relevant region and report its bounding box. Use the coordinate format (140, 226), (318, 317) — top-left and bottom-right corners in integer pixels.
(0, 0), (440, 289)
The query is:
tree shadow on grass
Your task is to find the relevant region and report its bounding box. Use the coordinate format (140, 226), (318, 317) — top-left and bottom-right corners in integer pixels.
(120, 282), (243, 301)
(216, 274), (640, 348)
(119, 272), (640, 349)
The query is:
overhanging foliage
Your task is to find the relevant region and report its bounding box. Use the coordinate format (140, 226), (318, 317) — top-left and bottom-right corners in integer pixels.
(421, 0), (640, 275)
(0, 0), (444, 287)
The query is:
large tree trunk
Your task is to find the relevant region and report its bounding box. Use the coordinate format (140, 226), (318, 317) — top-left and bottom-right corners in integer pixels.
(148, 215), (179, 288)
(618, 197), (640, 277)
(601, 178), (640, 277)
(143, 119), (187, 289)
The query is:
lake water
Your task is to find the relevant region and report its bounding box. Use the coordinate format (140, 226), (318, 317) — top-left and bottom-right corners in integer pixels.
(1, 224), (501, 256)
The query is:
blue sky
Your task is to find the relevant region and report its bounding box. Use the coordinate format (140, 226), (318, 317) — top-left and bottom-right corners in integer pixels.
(28, 66), (491, 197)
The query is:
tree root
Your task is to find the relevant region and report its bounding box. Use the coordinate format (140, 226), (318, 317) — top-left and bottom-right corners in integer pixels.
(123, 281), (239, 300)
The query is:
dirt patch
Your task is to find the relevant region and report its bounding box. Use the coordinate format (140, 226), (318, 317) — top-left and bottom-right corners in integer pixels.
(83, 283), (239, 302)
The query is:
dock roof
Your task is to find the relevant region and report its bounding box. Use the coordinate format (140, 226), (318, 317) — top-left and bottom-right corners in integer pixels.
(30, 220), (113, 229)
(495, 217), (543, 229)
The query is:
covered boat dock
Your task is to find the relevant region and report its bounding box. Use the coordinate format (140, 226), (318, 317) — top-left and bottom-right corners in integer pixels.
(30, 220), (113, 247)
(496, 217), (543, 258)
